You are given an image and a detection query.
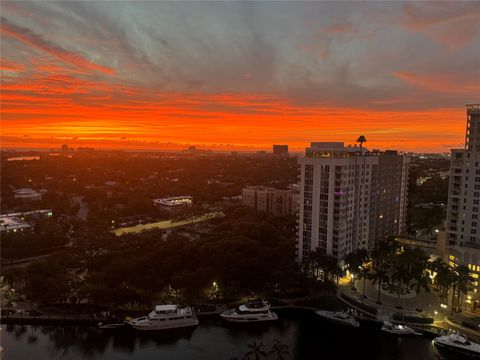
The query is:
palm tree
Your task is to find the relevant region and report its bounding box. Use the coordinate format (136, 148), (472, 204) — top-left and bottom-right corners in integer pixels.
(369, 264), (389, 304)
(409, 249), (431, 310)
(356, 135), (367, 154)
(268, 339), (289, 360)
(455, 265), (474, 312)
(369, 239), (398, 304)
(344, 249), (369, 289)
(243, 341), (267, 360)
(390, 249), (413, 307)
(434, 260), (456, 300)
(310, 249), (340, 282)
(358, 264), (370, 298)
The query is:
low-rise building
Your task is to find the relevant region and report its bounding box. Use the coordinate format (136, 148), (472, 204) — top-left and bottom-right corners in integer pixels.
(0, 216), (31, 232)
(13, 188), (42, 201)
(153, 196), (193, 210)
(242, 186), (297, 216)
(0, 210), (52, 232)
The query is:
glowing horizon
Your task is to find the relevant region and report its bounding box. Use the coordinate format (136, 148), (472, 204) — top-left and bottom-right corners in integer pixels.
(1, 2), (479, 153)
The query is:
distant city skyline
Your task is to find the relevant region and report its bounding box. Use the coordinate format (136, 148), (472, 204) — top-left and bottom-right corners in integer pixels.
(1, 1), (479, 152)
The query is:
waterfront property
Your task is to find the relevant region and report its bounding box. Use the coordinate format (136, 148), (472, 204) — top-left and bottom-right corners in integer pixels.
(297, 141), (410, 262)
(445, 104), (480, 296)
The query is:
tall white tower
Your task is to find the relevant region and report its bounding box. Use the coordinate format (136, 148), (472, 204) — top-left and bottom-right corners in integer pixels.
(296, 142), (410, 262)
(447, 104), (480, 247)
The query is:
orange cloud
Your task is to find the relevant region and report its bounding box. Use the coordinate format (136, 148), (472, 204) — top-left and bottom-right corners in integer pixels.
(394, 71), (480, 94)
(0, 58), (25, 71)
(0, 18), (115, 75)
(0, 87), (467, 153)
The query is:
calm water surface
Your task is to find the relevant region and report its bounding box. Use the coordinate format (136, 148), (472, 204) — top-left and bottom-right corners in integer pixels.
(2, 311), (443, 360)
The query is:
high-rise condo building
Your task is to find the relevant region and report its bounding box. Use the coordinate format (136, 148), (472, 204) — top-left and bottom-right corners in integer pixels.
(445, 104), (480, 293)
(296, 142), (410, 262)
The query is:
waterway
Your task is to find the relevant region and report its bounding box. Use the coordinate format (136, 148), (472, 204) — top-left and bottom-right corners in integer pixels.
(2, 311), (442, 359)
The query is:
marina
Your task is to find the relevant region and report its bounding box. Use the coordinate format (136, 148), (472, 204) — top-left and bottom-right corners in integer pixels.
(2, 310), (442, 360)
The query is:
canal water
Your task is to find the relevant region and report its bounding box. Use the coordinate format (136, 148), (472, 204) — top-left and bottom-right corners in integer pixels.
(2, 311), (442, 360)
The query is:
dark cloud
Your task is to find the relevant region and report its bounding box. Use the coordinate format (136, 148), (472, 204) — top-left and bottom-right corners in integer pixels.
(1, 1), (478, 111)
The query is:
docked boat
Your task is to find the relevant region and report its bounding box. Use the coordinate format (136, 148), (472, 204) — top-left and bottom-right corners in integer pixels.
(381, 321), (419, 335)
(220, 300), (278, 323)
(128, 304), (199, 331)
(434, 331), (480, 359)
(315, 310), (360, 327)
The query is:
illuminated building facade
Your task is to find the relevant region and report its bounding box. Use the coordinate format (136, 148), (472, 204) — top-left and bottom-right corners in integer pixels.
(446, 104), (480, 293)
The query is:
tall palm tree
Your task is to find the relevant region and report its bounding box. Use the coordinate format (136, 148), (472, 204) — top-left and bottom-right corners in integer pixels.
(344, 249), (369, 289)
(434, 261), (456, 300)
(409, 251), (430, 310)
(369, 264), (389, 304)
(390, 249), (413, 307)
(358, 264), (371, 298)
(369, 239), (398, 304)
(455, 265), (474, 312)
(356, 135), (367, 154)
(268, 339), (289, 360)
(243, 341), (267, 360)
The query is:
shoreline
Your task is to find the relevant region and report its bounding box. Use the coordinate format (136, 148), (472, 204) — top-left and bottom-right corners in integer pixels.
(0, 306), (318, 327)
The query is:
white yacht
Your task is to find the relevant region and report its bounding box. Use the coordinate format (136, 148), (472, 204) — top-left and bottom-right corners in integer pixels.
(381, 321), (419, 335)
(128, 304), (199, 330)
(315, 310), (360, 327)
(220, 300), (278, 323)
(434, 331), (480, 359)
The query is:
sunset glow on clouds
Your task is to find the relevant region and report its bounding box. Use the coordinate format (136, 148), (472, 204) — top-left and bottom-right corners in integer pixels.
(1, 1), (479, 152)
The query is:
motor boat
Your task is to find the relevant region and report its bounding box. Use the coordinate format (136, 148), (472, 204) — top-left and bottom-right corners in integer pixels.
(315, 310), (360, 327)
(220, 300), (278, 323)
(128, 304), (199, 330)
(434, 331), (480, 359)
(381, 321), (419, 335)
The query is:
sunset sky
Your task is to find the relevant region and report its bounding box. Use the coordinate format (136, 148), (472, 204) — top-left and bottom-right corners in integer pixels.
(1, 1), (479, 152)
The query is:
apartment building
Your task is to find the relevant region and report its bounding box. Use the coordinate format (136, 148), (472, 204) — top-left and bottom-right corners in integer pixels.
(446, 104), (480, 293)
(242, 185), (297, 216)
(297, 142), (410, 262)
